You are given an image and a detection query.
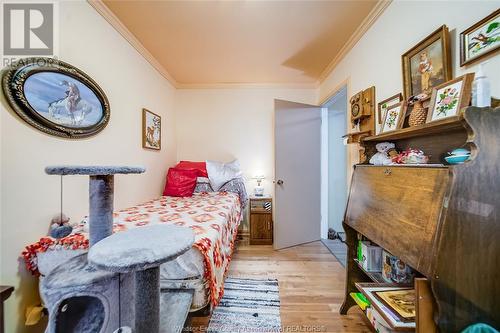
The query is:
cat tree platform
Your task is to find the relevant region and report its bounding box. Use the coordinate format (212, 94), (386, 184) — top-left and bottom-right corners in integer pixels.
(88, 224), (195, 333)
(45, 165), (145, 245)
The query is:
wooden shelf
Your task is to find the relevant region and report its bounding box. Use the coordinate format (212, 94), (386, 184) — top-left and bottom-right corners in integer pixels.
(354, 259), (387, 284)
(363, 116), (464, 142)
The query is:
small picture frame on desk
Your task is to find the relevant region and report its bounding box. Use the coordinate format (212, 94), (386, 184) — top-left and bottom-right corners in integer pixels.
(378, 93), (403, 125)
(427, 73), (475, 123)
(380, 102), (406, 133)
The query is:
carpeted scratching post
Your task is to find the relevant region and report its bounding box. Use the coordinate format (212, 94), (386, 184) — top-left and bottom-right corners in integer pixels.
(89, 175), (114, 246)
(88, 224), (194, 333)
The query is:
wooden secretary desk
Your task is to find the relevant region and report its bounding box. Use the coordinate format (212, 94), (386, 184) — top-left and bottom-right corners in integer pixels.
(340, 107), (500, 332)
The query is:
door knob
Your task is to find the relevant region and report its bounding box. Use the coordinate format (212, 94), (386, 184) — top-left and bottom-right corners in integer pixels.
(276, 179), (284, 185)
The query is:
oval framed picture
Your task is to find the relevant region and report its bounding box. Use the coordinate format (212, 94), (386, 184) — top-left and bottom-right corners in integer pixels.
(2, 57), (110, 138)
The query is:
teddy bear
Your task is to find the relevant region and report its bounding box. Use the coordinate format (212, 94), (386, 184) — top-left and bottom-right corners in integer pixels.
(369, 142), (396, 166)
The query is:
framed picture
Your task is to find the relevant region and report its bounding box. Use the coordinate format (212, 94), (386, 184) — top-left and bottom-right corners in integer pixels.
(427, 73), (475, 123)
(460, 9), (500, 67)
(142, 108), (161, 150)
(2, 57), (110, 138)
(402, 25), (451, 99)
(378, 93), (402, 124)
(381, 102), (405, 133)
(373, 289), (415, 322)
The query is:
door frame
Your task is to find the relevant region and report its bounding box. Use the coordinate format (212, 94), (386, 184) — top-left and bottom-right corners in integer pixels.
(320, 84), (350, 239)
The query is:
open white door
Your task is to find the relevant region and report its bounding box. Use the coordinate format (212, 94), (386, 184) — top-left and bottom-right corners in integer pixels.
(274, 99), (321, 249)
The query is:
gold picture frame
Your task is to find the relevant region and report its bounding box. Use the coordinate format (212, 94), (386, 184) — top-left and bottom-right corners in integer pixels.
(142, 108), (161, 150)
(427, 73), (475, 123)
(401, 25), (452, 99)
(377, 93), (403, 125)
(373, 289), (416, 322)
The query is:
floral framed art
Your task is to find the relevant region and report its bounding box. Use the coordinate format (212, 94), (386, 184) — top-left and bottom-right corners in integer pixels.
(378, 93), (402, 125)
(381, 102), (405, 133)
(142, 108), (161, 150)
(460, 9), (500, 67)
(427, 73), (475, 123)
(401, 25), (451, 99)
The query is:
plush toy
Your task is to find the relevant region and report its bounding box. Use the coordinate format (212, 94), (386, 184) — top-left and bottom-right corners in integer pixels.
(49, 213), (73, 239)
(369, 142), (396, 165)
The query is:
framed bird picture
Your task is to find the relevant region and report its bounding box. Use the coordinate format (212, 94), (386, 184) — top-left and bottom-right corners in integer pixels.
(460, 9), (500, 66)
(142, 109), (161, 150)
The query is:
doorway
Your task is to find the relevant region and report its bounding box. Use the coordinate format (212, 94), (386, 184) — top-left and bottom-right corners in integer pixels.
(320, 85), (348, 265)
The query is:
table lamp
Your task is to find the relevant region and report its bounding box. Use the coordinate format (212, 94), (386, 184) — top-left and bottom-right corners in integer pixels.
(252, 175), (265, 197)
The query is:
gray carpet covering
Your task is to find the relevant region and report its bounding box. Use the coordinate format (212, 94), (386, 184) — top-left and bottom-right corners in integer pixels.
(321, 238), (347, 267)
(208, 277), (281, 333)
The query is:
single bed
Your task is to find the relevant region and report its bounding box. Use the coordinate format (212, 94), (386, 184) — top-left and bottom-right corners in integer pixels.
(23, 191), (243, 311)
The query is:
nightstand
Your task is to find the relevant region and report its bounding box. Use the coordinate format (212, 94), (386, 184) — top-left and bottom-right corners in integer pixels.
(249, 196), (273, 245)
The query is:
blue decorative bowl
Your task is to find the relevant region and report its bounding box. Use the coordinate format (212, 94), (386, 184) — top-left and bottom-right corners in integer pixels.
(445, 155), (470, 165)
(450, 148), (470, 156)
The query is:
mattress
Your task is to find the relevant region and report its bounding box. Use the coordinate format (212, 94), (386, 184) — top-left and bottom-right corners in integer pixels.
(23, 192), (242, 309)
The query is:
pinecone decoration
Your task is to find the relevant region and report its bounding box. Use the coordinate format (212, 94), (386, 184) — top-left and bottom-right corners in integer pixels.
(409, 101), (428, 127)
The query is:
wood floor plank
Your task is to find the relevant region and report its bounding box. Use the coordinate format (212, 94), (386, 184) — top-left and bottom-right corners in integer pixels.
(190, 241), (371, 332)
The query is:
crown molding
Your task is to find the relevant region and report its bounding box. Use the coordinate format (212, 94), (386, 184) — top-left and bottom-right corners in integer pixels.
(88, 0), (389, 90)
(318, 0), (392, 84)
(176, 82), (319, 90)
(87, 0), (179, 88)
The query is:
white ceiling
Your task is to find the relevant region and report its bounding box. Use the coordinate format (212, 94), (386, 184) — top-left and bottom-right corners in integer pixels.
(102, 0), (379, 85)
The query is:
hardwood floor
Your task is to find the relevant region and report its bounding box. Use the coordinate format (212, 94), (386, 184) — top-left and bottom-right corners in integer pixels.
(191, 241), (371, 332)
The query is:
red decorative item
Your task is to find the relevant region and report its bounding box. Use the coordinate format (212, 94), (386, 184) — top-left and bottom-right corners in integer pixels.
(174, 161), (208, 177)
(163, 168), (199, 197)
(392, 148), (429, 164)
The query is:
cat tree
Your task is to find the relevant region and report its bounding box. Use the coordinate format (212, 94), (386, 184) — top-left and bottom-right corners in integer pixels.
(41, 166), (195, 333)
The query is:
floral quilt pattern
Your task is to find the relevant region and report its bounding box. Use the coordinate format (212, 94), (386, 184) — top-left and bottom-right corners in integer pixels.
(22, 192), (242, 306)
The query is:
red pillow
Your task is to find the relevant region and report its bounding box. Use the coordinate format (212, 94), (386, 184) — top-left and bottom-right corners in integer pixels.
(163, 168), (198, 197)
(175, 161), (208, 178)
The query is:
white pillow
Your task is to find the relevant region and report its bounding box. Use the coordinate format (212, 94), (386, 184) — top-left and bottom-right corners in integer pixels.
(206, 160), (243, 191)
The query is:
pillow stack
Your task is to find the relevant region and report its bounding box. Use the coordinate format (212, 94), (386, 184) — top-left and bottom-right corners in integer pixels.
(163, 160), (243, 196)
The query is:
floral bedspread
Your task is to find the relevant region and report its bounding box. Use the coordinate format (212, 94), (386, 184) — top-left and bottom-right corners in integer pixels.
(22, 192), (242, 305)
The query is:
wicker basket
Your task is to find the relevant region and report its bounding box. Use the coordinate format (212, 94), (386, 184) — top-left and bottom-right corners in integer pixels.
(409, 101), (428, 127)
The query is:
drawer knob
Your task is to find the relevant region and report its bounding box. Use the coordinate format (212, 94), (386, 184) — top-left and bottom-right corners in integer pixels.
(384, 168), (392, 176)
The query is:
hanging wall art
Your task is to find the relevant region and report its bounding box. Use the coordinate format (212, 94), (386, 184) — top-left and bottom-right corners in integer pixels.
(2, 57), (110, 138)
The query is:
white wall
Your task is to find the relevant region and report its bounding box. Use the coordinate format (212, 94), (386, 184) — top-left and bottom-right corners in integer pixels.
(319, 1), (500, 164)
(0, 2), (177, 332)
(175, 87), (317, 229)
(175, 87), (317, 194)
